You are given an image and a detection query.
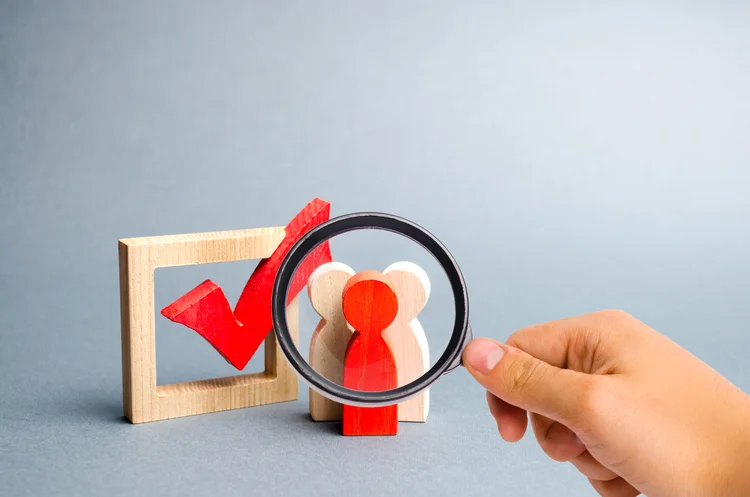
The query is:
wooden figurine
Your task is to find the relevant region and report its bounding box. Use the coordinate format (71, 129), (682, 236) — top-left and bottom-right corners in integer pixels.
(383, 262), (430, 422)
(307, 262), (355, 421)
(341, 271), (399, 436)
(161, 198), (332, 370)
(306, 261), (431, 424)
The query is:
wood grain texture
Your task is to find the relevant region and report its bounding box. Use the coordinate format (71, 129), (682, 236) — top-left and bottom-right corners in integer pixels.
(119, 227), (299, 424)
(159, 198), (332, 370)
(341, 271), (399, 436)
(307, 262), (355, 421)
(383, 261), (431, 422)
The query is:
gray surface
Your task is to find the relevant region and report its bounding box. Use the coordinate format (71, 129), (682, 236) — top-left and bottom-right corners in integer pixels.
(1, 1), (749, 496)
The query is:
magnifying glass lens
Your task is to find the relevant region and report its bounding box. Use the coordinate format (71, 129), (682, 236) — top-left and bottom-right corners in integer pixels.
(273, 213), (470, 407)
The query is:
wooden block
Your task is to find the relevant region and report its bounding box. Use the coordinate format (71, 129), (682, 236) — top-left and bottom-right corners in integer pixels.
(119, 227), (300, 424)
(341, 271), (399, 436)
(159, 198), (332, 370)
(308, 262), (355, 421)
(383, 262), (431, 422)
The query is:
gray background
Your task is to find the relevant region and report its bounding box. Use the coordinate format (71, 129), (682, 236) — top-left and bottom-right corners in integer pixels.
(1, 1), (749, 496)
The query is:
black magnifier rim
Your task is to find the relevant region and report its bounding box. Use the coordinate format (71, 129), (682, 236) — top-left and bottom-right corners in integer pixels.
(271, 212), (469, 405)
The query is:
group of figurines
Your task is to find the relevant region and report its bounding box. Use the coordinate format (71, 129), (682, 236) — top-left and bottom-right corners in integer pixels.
(307, 261), (430, 436)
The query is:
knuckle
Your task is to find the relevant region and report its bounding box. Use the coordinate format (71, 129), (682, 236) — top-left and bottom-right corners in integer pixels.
(595, 309), (633, 323)
(578, 376), (602, 412)
(538, 440), (564, 461)
(504, 328), (527, 349)
(572, 376), (609, 431)
(538, 432), (574, 462)
(502, 357), (545, 397)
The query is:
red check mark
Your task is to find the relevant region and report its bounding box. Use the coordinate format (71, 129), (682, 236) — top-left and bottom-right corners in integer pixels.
(161, 198), (332, 370)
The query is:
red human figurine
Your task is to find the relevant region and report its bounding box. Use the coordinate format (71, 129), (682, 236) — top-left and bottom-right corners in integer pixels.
(341, 270), (400, 436)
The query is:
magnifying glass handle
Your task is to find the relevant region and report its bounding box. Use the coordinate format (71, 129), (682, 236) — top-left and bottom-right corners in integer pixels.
(442, 323), (473, 375)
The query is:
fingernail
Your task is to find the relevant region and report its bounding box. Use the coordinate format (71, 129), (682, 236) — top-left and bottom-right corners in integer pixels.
(463, 339), (506, 375)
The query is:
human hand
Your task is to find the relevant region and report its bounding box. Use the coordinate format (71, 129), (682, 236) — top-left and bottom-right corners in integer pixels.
(462, 310), (750, 497)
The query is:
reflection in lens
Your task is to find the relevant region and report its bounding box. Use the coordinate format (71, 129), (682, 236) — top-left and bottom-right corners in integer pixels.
(300, 237), (451, 421)
(340, 270), (400, 394)
(283, 223), (458, 411)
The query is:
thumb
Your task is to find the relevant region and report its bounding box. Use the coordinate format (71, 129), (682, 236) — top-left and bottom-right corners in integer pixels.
(463, 338), (591, 426)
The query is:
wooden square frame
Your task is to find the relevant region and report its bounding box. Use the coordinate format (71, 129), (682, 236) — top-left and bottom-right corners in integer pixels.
(118, 226), (299, 424)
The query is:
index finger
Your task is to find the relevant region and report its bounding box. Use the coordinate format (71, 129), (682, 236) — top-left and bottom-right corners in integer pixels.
(506, 310), (635, 373)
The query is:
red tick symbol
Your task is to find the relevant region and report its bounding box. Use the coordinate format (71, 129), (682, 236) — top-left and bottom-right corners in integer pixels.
(160, 198), (333, 370)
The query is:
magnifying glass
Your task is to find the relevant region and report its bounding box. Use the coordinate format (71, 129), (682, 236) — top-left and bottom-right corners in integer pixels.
(271, 212), (473, 407)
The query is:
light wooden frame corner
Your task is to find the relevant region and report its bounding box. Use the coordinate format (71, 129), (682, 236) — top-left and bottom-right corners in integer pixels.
(118, 226), (299, 424)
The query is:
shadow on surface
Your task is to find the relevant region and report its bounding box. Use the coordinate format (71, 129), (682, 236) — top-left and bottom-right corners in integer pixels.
(296, 412), (343, 435)
(36, 389), (129, 425)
